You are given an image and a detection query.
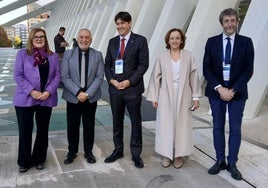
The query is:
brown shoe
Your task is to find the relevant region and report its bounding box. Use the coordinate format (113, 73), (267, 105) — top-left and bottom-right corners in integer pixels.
(162, 157), (171, 168)
(174, 157), (183, 168)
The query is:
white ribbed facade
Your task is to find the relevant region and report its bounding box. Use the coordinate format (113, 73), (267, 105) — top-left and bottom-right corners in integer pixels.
(43, 0), (268, 119)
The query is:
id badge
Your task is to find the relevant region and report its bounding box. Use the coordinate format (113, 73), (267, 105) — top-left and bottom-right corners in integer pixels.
(115, 59), (124, 74)
(223, 62), (230, 81)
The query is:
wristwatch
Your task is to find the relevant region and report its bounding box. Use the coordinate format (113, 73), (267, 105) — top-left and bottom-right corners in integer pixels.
(230, 88), (236, 94)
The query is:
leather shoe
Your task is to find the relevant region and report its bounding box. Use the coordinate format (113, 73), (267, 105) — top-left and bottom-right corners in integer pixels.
(227, 164), (242, 180)
(104, 150), (124, 163)
(64, 153), (77, 164)
(132, 156), (144, 168)
(208, 162), (227, 174)
(19, 166), (29, 173)
(85, 153), (96, 164)
(35, 163), (44, 170)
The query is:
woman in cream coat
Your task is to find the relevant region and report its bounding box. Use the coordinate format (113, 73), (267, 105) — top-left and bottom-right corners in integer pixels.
(146, 28), (202, 168)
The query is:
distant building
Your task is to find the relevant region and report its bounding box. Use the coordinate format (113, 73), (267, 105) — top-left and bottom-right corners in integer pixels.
(15, 24), (28, 46)
(27, 3), (50, 28)
(4, 24), (28, 47)
(3, 27), (15, 40)
(3, 2), (51, 47)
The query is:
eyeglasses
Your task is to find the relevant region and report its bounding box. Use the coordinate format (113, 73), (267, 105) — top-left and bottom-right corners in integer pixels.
(33, 35), (45, 40)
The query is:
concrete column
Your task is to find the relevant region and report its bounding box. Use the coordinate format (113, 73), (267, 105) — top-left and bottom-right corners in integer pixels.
(240, 0), (268, 119)
(145, 0), (197, 87)
(97, 0), (126, 54)
(67, 14), (87, 44)
(90, 3), (111, 49)
(43, 0), (267, 120)
(185, 0), (239, 78)
(132, 0), (165, 43)
(88, 6), (103, 35)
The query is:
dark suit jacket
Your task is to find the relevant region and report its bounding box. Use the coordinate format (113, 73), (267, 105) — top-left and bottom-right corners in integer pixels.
(203, 33), (254, 100)
(105, 32), (149, 95)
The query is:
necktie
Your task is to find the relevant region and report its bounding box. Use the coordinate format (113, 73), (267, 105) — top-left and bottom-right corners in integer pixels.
(120, 38), (125, 58)
(225, 37), (231, 64)
(81, 52), (86, 88)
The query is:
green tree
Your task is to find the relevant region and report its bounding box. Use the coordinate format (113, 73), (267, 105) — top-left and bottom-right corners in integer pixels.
(14, 35), (22, 48)
(0, 27), (12, 47)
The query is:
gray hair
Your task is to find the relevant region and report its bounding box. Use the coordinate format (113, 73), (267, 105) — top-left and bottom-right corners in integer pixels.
(219, 8), (238, 24)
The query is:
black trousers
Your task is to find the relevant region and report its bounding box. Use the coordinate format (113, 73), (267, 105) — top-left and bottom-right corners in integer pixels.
(66, 100), (97, 155)
(15, 105), (52, 167)
(110, 93), (142, 157)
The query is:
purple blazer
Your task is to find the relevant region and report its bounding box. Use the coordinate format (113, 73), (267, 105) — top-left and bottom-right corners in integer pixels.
(13, 49), (61, 107)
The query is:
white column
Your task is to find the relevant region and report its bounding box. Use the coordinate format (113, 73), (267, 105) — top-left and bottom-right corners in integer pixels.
(95, 0), (127, 52)
(145, 0), (197, 87)
(185, 0), (239, 78)
(133, 0), (166, 43)
(240, 0), (268, 119)
(90, 3), (114, 49)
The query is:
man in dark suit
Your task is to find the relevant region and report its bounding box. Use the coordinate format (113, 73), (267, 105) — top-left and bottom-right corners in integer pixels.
(104, 11), (149, 168)
(203, 8), (254, 180)
(61, 28), (104, 164)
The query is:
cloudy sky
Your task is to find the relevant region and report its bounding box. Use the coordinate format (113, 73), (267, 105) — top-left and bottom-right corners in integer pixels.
(0, 0), (54, 25)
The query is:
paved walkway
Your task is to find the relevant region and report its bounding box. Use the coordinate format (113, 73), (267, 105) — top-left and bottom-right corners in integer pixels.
(0, 48), (268, 188)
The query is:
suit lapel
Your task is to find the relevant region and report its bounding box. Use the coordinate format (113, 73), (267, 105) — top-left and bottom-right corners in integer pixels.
(124, 32), (135, 57)
(231, 34), (241, 63)
(110, 36), (119, 60)
(87, 48), (94, 79)
(71, 48), (80, 79)
(216, 34), (224, 65)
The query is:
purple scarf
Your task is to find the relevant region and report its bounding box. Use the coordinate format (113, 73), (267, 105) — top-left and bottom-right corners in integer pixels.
(33, 47), (48, 66)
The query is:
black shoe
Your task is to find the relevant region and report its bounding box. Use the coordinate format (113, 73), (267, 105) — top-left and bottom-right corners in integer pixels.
(104, 150), (124, 163)
(35, 163), (44, 170)
(132, 156), (144, 168)
(19, 166), (29, 173)
(64, 153), (77, 164)
(85, 153), (96, 164)
(227, 164), (242, 180)
(208, 162), (227, 174)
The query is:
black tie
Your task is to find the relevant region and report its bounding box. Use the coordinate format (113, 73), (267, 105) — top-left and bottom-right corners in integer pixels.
(225, 37), (231, 64)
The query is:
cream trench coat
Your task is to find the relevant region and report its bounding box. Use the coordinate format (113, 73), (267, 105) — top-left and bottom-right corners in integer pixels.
(146, 49), (202, 160)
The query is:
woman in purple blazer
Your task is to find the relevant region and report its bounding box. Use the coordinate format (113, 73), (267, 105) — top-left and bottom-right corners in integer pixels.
(13, 28), (61, 173)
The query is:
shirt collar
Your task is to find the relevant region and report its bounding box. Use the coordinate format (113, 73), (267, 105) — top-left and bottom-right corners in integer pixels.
(120, 32), (131, 42)
(79, 48), (89, 54)
(222, 33), (235, 41)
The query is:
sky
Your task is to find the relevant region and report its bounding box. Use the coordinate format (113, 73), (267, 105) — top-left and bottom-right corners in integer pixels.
(0, 0), (54, 25)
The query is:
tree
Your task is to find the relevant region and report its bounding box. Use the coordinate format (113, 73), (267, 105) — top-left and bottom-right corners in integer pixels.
(0, 27), (12, 47)
(14, 35), (22, 48)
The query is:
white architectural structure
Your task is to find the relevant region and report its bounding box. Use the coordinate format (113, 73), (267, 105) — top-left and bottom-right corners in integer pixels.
(45, 0), (267, 119)
(239, 0), (268, 118)
(1, 0), (267, 119)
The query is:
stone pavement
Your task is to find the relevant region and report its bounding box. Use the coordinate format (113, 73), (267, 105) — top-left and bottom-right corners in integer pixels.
(1, 48), (268, 188)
